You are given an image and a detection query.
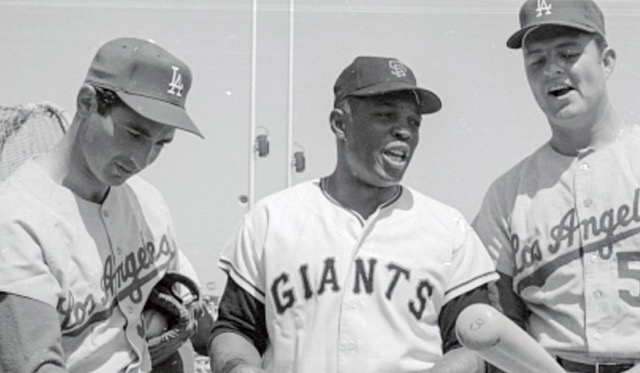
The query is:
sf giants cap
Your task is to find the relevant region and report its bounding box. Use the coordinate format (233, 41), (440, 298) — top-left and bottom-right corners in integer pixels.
(84, 37), (203, 138)
(334, 56), (441, 114)
(507, 0), (605, 49)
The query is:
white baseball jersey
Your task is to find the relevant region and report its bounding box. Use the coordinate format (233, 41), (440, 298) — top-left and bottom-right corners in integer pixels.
(219, 178), (498, 373)
(0, 158), (194, 372)
(473, 125), (640, 360)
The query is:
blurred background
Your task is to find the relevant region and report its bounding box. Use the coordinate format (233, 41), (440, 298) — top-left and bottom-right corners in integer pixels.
(2, 0), (640, 326)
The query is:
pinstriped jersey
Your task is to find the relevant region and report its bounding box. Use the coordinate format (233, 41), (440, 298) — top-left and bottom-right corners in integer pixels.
(473, 125), (640, 359)
(219, 179), (498, 373)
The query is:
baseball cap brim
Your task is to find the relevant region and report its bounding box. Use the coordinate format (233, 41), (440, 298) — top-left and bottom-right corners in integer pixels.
(348, 81), (442, 114)
(507, 22), (600, 49)
(116, 92), (204, 138)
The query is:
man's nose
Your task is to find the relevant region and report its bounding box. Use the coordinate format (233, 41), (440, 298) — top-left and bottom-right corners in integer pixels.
(393, 123), (413, 140)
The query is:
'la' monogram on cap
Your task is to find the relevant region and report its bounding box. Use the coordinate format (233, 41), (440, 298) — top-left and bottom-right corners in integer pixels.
(167, 66), (184, 97)
(536, 0), (552, 17)
(389, 60), (408, 78)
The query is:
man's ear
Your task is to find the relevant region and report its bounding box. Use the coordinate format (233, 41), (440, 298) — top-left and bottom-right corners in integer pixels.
(330, 108), (348, 141)
(602, 46), (616, 79)
(76, 84), (98, 118)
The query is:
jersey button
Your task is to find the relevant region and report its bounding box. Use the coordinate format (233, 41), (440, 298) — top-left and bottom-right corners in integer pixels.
(579, 163), (590, 171)
(103, 210), (110, 218)
(583, 199), (592, 207)
(116, 247), (122, 255)
(593, 332), (601, 340)
(593, 290), (602, 298)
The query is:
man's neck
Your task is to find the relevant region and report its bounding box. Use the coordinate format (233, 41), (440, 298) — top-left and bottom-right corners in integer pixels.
(323, 173), (400, 220)
(548, 106), (625, 156)
(37, 132), (109, 204)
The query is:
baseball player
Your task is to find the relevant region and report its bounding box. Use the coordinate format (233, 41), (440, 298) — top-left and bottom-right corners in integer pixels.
(0, 38), (206, 372)
(209, 56), (499, 373)
(473, 0), (640, 372)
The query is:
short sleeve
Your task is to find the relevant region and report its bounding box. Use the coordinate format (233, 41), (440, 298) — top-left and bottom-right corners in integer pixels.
(445, 216), (498, 303)
(472, 183), (516, 276)
(218, 212), (266, 304)
(0, 219), (62, 307)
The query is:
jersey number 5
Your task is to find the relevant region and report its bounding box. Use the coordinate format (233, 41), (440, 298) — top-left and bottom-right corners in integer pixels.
(618, 251), (640, 307)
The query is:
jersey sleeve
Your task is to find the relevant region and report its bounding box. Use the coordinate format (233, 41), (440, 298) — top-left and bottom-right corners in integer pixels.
(218, 213), (266, 303)
(444, 216), (498, 303)
(0, 219), (62, 307)
(0, 293), (67, 372)
(472, 181), (516, 276)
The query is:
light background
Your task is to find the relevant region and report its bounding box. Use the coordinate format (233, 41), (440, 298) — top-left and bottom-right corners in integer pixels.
(2, 0), (640, 297)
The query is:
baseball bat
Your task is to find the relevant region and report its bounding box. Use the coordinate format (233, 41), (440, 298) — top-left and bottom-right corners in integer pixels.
(455, 304), (565, 373)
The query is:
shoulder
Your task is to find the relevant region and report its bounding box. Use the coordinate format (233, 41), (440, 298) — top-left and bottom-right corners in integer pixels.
(398, 186), (468, 230)
(251, 179), (322, 212)
(481, 143), (553, 202)
(0, 159), (66, 220)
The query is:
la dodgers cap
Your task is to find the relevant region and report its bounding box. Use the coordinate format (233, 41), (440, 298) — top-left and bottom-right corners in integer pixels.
(507, 0), (606, 49)
(334, 56), (442, 114)
(84, 37), (203, 138)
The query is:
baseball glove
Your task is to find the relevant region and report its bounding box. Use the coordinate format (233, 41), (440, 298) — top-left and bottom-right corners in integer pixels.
(144, 272), (204, 367)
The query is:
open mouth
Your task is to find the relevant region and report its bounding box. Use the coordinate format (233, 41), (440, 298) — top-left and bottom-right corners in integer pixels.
(383, 148), (409, 164)
(548, 84), (573, 97)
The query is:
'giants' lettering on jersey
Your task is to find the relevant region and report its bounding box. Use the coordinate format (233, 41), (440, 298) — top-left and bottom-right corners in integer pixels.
(271, 257), (434, 320)
(513, 188), (640, 293)
(59, 234), (175, 335)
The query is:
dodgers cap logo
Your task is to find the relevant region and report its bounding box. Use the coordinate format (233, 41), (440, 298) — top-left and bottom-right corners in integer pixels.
(506, 0), (605, 49)
(84, 38), (203, 138)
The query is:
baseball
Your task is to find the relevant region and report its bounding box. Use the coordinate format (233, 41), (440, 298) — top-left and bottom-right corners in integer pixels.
(143, 309), (169, 338)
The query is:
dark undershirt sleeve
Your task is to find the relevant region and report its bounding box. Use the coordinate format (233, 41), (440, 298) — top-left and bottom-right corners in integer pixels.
(438, 284), (490, 354)
(0, 292), (67, 373)
(210, 278), (268, 355)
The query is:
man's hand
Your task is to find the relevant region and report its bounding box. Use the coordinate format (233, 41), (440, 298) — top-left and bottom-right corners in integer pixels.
(144, 273), (202, 367)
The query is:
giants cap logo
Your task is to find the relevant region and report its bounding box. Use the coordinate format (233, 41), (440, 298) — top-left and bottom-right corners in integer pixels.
(167, 66), (184, 97)
(536, 0), (552, 17)
(389, 60), (408, 78)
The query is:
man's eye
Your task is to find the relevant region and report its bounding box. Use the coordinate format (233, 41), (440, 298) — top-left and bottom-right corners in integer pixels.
(561, 50), (579, 59)
(127, 130), (142, 139)
(375, 112), (394, 119)
(527, 56), (544, 66)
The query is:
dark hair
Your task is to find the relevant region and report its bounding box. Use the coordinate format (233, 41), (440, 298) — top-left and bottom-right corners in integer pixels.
(92, 85), (122, 116)
(593, 33), (608, 53)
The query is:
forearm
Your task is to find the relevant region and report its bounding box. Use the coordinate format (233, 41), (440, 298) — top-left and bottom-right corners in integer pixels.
(428, 347), (485, 373)
(209, 332), (264, 373)
(0, 293), (67, 372)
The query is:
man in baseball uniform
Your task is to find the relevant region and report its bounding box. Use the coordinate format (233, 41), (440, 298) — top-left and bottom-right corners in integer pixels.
(0, 38), (205, 372)
(209, 56), (499, 373)
(473, 0), (640, 372)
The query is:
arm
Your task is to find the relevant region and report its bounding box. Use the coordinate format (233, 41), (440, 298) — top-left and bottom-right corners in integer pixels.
(429, 285), (489, 373)
(489, 272), (530, 330)
(0, 293), (67, 373)
(210, 333), (265, 373)
(209, 278), (267, 373)
(428, 347), (485, 373)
